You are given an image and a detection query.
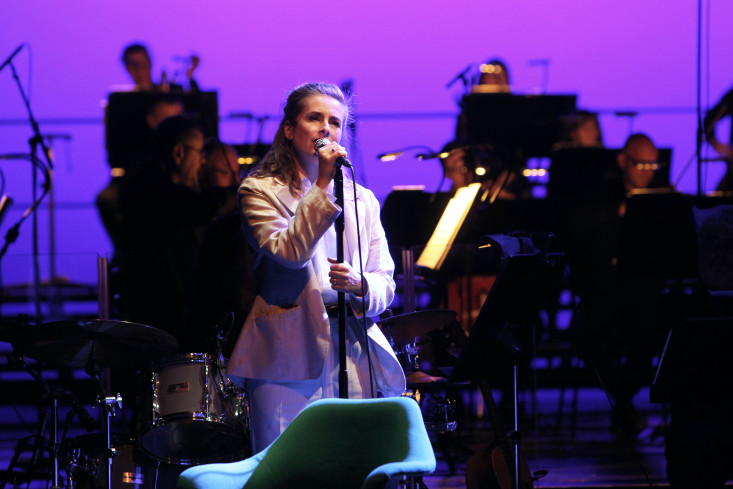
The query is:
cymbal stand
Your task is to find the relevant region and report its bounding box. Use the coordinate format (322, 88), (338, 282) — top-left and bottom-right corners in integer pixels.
(1, 353), (66, 489)
(100, 394), (122, 489)
(88, 356), (122, 489)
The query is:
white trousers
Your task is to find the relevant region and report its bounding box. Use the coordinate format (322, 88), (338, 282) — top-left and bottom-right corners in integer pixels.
(245, 317), (381, 453)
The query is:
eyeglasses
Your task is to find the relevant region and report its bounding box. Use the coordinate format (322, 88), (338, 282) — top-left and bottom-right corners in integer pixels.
(183, 144), (205, 156)
(624, 153), (660, 171)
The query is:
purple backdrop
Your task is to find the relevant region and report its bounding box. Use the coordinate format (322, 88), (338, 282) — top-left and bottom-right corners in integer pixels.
(1, 1), (732, 288)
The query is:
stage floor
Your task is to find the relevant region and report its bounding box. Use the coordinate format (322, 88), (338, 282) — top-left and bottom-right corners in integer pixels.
(1, 384), (672, 489)
(423, 386), (669, 489)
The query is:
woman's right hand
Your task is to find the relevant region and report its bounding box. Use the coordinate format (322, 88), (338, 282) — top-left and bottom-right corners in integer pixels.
(315, 139), (348, 191)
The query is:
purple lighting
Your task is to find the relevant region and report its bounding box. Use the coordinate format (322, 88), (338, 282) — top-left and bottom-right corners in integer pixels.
(0, 0), (732, 263)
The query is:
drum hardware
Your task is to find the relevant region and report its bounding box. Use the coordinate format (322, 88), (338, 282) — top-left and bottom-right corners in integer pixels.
(399, 343), (421, 373)
(381, 310), (460, 435)
(422, 395), (457, 433)
(65, 446), (83, 489)
(0, 353), (95, 489)
(402, 389), (457, 433)
(378, 309), (457, 344)
(64, 434), (187, 489)
(99, 392), (123, 489)
(5, 319), (189, 489)
(140, 352), (250, 465)
(9, 319), (179, 370)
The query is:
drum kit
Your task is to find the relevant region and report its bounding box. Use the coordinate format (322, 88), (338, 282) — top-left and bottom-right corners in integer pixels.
(1, 318), (250, 489)
(1, 308), (461, 488)
(377, 308), (464, 434)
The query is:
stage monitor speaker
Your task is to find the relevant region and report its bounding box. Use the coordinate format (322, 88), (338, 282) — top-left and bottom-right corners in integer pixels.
(651, 292), (733, 403)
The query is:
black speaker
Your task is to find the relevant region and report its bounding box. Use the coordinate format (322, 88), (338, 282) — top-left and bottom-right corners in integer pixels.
(651, 293), (733, 403)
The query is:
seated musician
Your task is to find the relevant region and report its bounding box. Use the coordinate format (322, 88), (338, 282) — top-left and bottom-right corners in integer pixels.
(438, 140), (530, 200)
(617, 133), (663, 194)
(116, 115), (231, 347)
(570, 132), (670, 436)
(121, 42), (199, 93)
(555, 109), (605, 149)
(474, 58), (511, 93)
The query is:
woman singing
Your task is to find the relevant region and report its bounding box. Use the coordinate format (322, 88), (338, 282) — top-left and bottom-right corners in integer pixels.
(227, 82), (405, 452)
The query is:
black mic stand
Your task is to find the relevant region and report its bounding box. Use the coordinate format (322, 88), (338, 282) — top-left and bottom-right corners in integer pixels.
(0, 353), (91, 489)
(334, 166), (349, 399)
(7, 59), (54, 324)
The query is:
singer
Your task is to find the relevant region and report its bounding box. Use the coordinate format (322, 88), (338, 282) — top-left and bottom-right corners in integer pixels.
(227, 82), (405, 452)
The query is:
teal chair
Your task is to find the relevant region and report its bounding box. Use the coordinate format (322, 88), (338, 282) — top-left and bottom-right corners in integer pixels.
(177, 396), (436, 489)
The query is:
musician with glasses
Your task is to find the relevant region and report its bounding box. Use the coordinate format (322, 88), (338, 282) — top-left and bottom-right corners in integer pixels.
(570, 133), (670, 436)
(617, 133), (663, 194)
(116, 115), (231, 348)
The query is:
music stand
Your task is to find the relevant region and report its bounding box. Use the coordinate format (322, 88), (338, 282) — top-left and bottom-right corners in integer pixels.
(380, 189), (452, 250)
(105, 91), (219, 172)
(451, 252), (562, 489)
(548, 147), (674, 204)
(548, 147), (625, 204)
(617, 192), (698, 281)
(459, 93), (577, 161)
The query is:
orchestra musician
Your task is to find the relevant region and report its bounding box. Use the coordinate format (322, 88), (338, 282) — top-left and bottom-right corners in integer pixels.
(703, 84), (733, 191)
(225, 82), (405, 453)
(570, 133), (669, 436)
(121, 42), (199, 93)
(475, 58), (511, 93)
(438, 140), (530, 200)
(555, 110), (605, 149)
(116, 115), (231, 348)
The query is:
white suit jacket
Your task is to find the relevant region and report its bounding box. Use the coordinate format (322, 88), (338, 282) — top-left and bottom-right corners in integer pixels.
(227, 175), (405, 396)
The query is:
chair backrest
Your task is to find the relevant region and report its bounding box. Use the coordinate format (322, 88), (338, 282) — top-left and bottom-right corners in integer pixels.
(243, 396), (435, 489)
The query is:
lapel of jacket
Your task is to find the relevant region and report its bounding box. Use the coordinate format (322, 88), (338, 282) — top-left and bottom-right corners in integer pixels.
(272, 179), (299, 217)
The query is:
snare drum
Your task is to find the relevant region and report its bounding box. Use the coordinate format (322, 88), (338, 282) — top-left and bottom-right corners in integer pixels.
(140, 353), (250, 464)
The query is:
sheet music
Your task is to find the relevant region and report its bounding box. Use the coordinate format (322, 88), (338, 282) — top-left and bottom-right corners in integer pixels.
(416, 183), (481, 270)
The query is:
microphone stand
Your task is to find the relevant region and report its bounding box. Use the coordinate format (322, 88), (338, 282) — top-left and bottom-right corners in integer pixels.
(334, 166), (348, 399)
(8, 59), (54, 324)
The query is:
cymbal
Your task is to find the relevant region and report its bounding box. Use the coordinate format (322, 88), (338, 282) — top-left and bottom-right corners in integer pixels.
(11, 319), (179, 369)
(378, 309), (457, 344)
(405, 371), (448, 384)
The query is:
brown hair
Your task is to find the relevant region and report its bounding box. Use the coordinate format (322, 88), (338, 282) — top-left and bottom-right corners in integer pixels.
(251, 82), (352, 195)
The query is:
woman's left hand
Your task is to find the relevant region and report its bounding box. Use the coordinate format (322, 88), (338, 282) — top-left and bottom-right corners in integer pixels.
(327, 257), (366, 295)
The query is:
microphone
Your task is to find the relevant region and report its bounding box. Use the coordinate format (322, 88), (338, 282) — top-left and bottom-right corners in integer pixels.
(0, 44), (24, 73)
(446, 63), (476, 89)
(71, 396), (98, 433)
(377, 150), (404, 161)
(314, 138), (352, 168)
(416, 152), (441, 160)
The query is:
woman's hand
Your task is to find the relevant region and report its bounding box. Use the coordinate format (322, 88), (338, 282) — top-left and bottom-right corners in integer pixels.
(327, 257), (366, 295)
(315, 140), (348, 191)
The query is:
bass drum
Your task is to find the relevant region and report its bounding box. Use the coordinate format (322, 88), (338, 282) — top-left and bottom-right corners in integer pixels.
(67, 435), (186, 489)
(140, 353), (250, 464)
(100, 439), (187, 489)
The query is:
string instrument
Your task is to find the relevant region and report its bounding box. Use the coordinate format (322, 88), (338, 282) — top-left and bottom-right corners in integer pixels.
(465, 379), (533, 489)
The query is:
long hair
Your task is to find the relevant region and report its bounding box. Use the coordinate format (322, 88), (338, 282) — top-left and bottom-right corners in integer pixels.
(251, 82), (353, 195)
